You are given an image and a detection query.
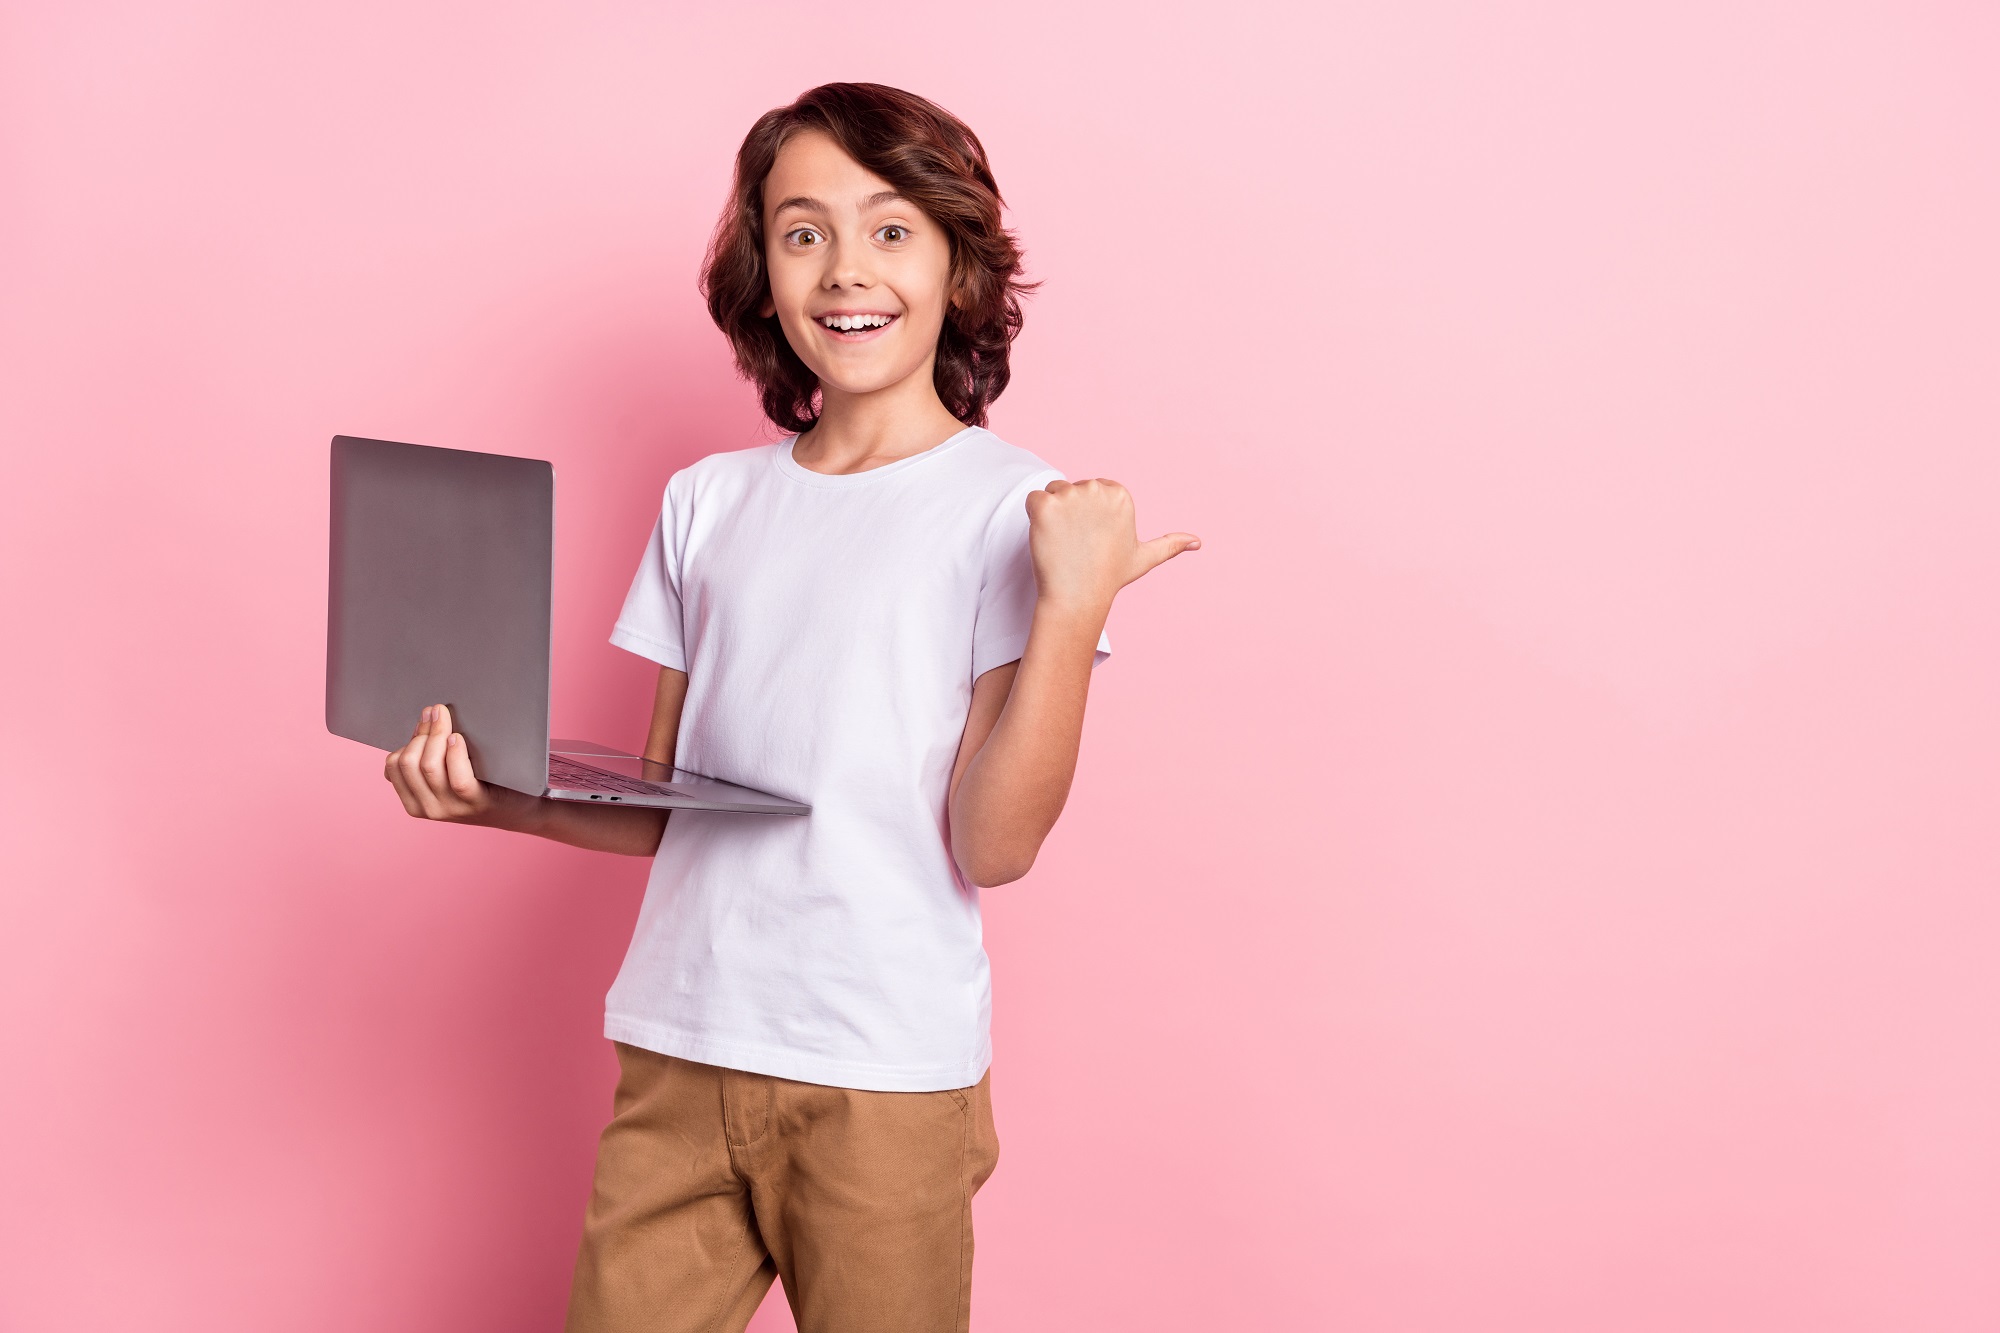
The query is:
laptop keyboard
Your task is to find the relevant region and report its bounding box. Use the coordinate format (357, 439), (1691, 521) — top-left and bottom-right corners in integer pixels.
(548, 752), (671, 796)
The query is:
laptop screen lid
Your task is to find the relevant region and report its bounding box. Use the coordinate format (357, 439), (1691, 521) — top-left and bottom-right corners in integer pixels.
(326, 435), (553, 796)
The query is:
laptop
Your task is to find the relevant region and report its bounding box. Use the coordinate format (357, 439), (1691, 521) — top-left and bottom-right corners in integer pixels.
(325, 435), (809, 816)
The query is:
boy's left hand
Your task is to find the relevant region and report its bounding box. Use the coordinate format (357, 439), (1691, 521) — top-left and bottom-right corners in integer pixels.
(1026, 478), (1198, 614)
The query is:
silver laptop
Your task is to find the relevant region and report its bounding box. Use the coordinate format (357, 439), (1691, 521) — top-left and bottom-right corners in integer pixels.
(325, 435), (808, 815)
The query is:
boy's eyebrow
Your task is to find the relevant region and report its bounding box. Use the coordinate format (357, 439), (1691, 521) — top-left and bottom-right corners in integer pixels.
(770, 195), (828, 218)
(770, 190), (910, 219)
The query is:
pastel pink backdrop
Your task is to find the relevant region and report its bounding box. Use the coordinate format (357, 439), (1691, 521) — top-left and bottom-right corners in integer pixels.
(3, 3), (1996, 1330)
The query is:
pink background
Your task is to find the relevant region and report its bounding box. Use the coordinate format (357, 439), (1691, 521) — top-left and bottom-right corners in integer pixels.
(4, 3), (1997, 1330)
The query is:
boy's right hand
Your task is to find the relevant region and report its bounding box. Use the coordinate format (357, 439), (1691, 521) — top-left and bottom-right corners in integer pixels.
(384, 703), (522, 826)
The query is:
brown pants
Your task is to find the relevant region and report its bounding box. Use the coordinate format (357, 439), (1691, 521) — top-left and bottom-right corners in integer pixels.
(565, 1043), (1001, 1333)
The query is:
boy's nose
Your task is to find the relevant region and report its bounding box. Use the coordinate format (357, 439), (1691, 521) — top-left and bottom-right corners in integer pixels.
(823, 243), (873, 289)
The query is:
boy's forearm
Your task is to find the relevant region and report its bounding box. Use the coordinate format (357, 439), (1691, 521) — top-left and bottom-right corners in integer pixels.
(476, 786), (669, 856)
(951, 596), (1106, 885)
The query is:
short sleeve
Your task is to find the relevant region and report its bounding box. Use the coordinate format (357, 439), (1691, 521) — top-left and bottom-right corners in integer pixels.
(609, 483), (687, 672)
(971, 470), (1113, 680)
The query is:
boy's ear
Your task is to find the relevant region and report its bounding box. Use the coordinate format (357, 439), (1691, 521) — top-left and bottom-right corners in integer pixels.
(946, 265), (973, 314)
(758, 292), (776, 318)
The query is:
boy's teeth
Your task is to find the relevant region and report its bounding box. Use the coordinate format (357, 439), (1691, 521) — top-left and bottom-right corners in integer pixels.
(823, 314), (890, 330)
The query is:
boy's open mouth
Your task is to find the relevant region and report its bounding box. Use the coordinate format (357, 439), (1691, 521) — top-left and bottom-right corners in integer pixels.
(816, 312), (898, 337)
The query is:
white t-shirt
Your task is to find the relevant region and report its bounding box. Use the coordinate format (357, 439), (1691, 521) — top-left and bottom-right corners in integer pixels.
(605, 426), (1108, 1092)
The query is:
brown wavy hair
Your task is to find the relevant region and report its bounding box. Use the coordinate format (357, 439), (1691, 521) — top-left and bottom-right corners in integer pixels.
(700, 83), (1034, 433)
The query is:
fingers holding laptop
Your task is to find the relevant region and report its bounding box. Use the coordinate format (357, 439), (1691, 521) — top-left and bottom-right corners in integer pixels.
(385, 703), (494, 822)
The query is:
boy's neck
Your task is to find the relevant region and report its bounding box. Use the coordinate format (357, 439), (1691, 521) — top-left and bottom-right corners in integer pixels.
(793, 369), (970, 476)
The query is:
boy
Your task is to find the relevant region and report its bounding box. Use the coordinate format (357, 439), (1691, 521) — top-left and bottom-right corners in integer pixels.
(384, 83), (1196, 1333)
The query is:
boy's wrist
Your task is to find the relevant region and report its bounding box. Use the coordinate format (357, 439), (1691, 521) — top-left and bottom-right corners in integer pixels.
(470, 785), (545, 834)
(1033, 591), (1112, 637)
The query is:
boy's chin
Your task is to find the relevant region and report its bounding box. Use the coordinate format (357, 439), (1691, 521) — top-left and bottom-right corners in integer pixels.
(809, 363), (932, 401)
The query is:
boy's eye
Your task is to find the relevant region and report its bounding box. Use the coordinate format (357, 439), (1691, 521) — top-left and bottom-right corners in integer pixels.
(786, 227), (824, 247)
(876, 225), (908, 243)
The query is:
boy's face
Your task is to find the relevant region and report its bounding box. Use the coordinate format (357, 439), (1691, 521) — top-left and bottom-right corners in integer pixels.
(760, 130), (955, 403)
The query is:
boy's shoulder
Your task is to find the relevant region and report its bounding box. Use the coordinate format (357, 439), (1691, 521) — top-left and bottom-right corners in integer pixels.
(656, 441), (780, 510)
(947, 431), (1070, 538)
(951, 426), (1058, 479)
(674, 441), (779, 485)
